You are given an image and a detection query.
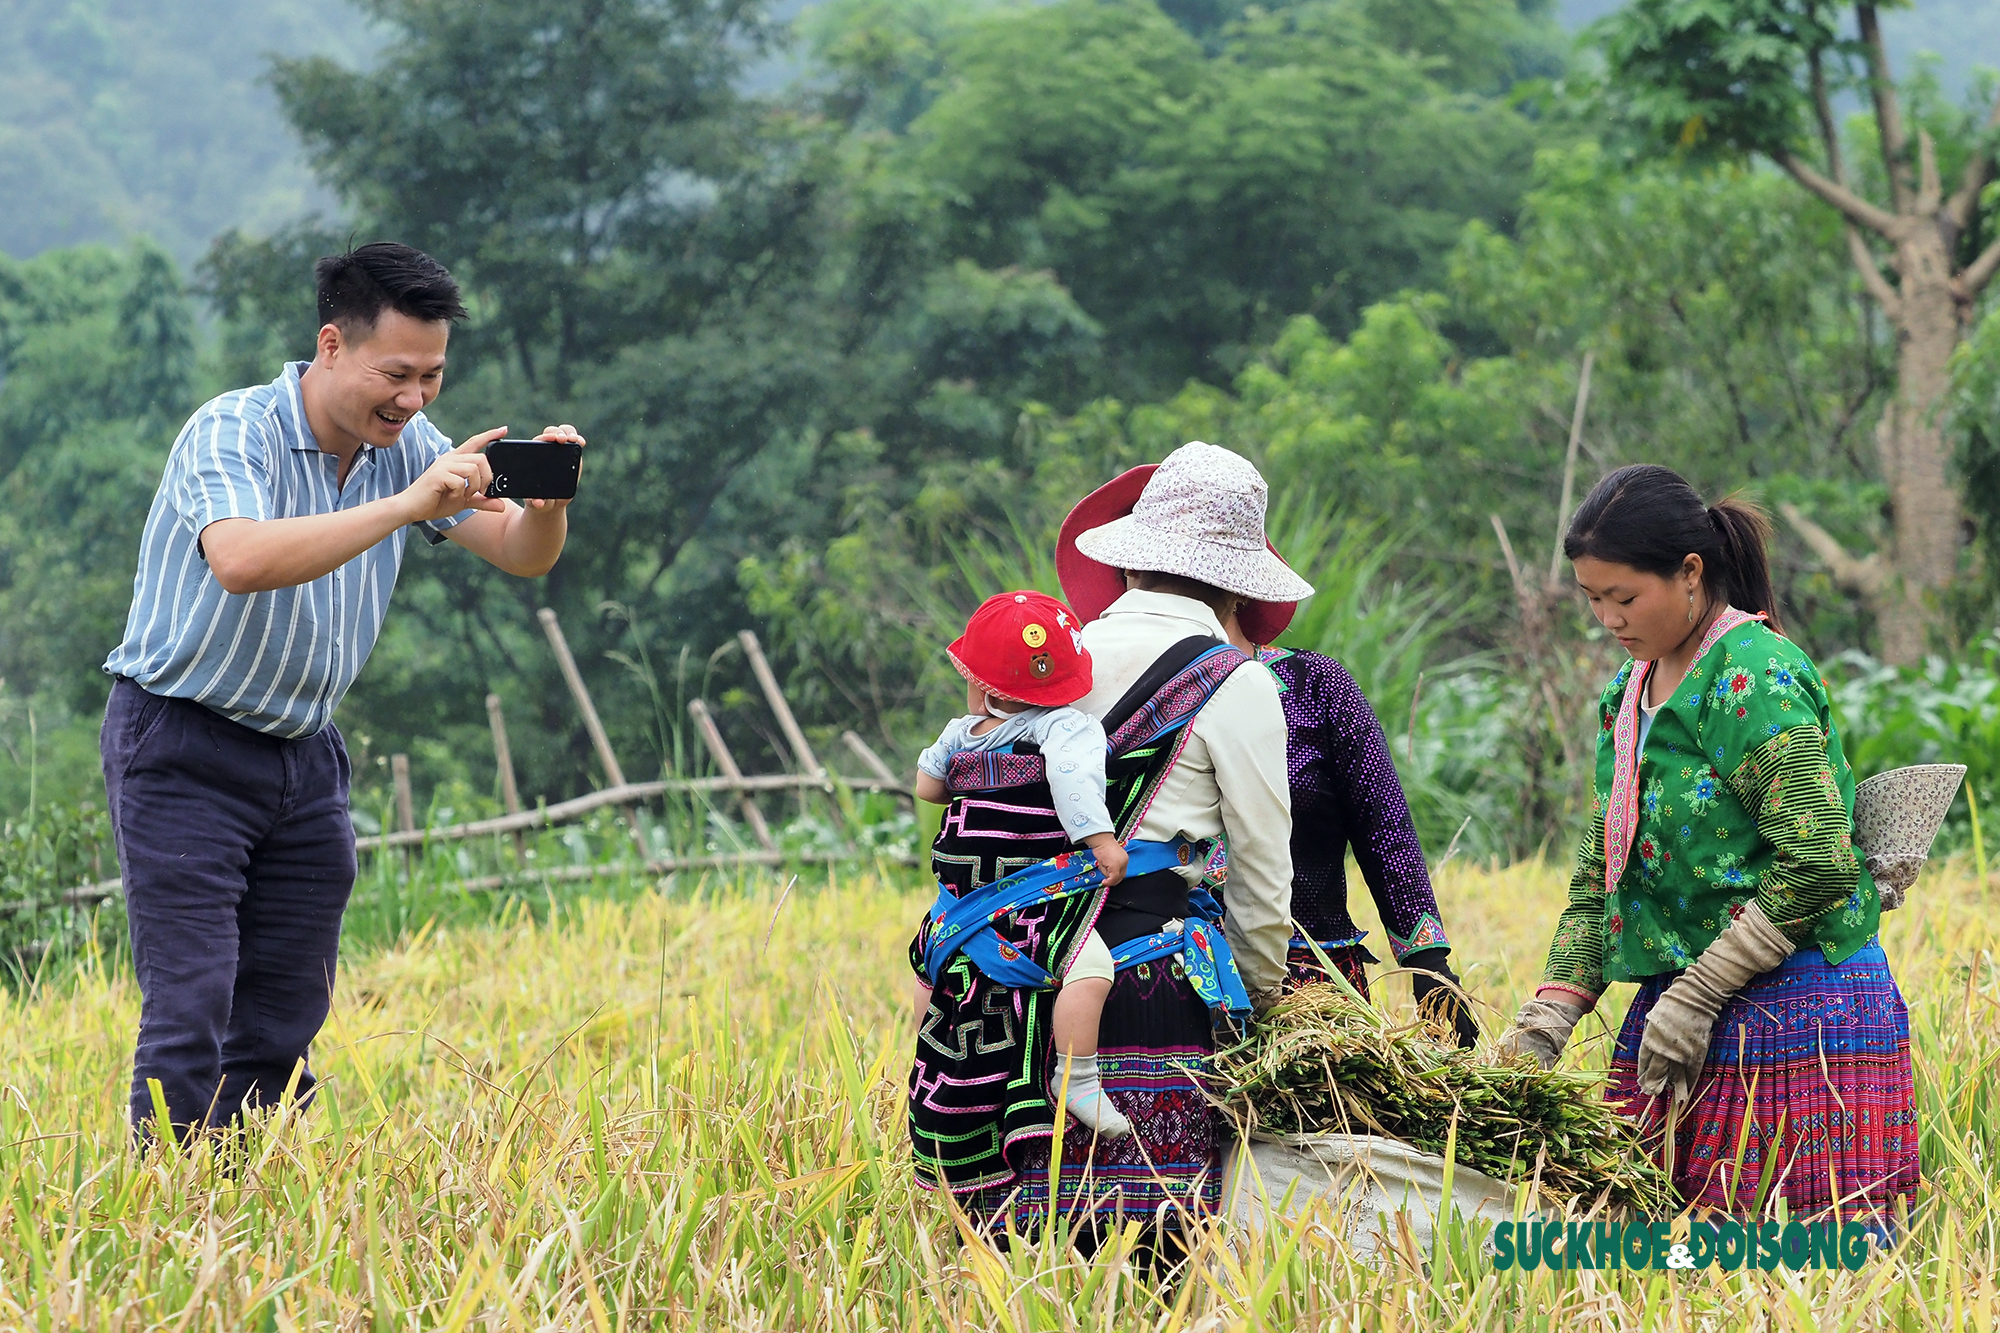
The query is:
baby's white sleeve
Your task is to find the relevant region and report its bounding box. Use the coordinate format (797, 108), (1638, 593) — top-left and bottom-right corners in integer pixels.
(1040, 710), (1113, 840)
(917, 715), (979, 780)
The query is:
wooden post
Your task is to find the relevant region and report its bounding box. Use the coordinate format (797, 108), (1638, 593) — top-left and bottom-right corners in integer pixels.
(841, 730), (911, 804)
(391, 753), (415, 878)
(486, 693), (529, 865)
(737, 630), (825, 779)
(738, 629), (846, 835)
(689, 699), (777, 851)
(538, 607), (651, 864)
(392, 754), (416, 834)
(1546, 349), (1595, 588)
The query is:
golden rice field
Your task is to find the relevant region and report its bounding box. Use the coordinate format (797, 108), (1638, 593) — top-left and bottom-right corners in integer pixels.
(0, 858), (1995, 1330)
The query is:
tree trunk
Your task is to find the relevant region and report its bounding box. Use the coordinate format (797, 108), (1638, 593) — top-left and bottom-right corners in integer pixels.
(1774, 44), (2000, 663)
(1872, 225), (1963, 664)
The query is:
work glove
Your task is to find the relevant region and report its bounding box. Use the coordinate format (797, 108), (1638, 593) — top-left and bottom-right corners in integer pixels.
(1405, 948), (1479, 1050)
(1636, 901), (1793, 1098)
(1496, 994), (1588, 1069)
(1863, 852), (1923, 911)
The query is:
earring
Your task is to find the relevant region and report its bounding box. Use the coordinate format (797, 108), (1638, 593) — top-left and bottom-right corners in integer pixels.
(1686, 589), (1696, 623)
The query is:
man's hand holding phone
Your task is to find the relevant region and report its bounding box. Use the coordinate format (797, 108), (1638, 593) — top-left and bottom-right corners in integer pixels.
(513, 424), (586, 513)
(402, 427), (508, 524)
(400, 424), (588, 525)
(416, 424), (588, 578)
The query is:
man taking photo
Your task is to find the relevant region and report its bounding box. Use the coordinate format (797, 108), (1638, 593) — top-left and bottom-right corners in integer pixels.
(100, 241), (585, 1140)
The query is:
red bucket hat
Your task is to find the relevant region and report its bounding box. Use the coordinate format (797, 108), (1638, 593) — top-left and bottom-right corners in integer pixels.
(947, 590), (1093, 707)
(1056, 459), (1304, 645)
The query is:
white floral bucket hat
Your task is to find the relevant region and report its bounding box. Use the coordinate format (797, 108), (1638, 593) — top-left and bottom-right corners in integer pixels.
(1068, 441), (1315, 607)
(1853, 763), (1967, 909)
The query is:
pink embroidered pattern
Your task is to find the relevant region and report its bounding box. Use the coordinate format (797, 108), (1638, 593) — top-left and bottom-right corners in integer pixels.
(1603, 608), (1765, 895)
(945, 750), (1046, 793)
(1106, 649), (1246, 753)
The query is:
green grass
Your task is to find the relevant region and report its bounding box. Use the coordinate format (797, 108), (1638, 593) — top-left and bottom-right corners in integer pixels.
(0, 857), (1993, 1328)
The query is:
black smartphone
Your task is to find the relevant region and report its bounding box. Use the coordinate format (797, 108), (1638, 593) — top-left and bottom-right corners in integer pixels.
(484, 439), (583, 500)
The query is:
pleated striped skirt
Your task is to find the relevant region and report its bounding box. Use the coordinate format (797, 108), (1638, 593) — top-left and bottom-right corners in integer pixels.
(1606, 939), (1920, 1225)
(961, 953), (1222, 1238)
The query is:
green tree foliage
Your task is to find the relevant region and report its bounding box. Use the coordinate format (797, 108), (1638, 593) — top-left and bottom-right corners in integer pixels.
(1587, 0), (2000, 662)
(1452, 143), (1891, 648)
(9, 0), (1999, 864)
(0, 243), (198, 810)
(1953, 307), (2000, 593)
(189, 0), (838, 799)
(167, 0), (1566, 808)
(270, 0), (766, 394)
(896, 0), (1558, 393)
(1593, 0), (1848, 158)
(0, 244), (196, 713)
(749, 139), (1948, 853)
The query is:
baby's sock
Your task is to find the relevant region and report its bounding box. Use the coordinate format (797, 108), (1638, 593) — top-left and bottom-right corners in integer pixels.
(1050, 1053), (1133, 1138)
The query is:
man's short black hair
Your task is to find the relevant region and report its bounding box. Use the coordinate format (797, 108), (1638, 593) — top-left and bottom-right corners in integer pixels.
(314, 242), (468, 336)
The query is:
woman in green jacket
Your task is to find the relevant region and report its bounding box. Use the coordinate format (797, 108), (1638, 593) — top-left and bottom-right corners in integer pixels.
(1502, 465), (1918, 1230)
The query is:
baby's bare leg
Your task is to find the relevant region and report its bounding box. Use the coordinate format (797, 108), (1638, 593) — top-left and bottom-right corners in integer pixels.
(912, 980), (932, 1027)
(1051, 976), (1111, 1057)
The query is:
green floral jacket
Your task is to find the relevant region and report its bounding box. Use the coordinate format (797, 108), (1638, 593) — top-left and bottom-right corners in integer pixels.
(1541, 615), (1876, 1004)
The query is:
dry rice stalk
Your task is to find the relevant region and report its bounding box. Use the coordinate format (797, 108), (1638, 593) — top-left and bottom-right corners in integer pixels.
(1207, 983), (1673, 1210)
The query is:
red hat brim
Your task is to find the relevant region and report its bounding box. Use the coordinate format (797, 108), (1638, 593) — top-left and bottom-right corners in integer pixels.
(945, 642), (1090, 708)
(1056, 464), (1300, 645)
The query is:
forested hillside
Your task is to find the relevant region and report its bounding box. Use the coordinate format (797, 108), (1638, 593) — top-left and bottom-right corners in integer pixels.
(3, 0), (1998, 870)
(4, 0), (1992, 267)
(0, 0), (375, 264)
(11, 0), (1984, 272)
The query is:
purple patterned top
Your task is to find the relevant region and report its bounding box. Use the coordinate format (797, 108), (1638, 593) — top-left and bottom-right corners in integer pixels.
(1260, 648), (1450, 962)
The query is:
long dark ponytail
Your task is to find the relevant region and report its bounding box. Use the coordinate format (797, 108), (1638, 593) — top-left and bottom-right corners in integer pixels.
(1562, 464), (1783, 634)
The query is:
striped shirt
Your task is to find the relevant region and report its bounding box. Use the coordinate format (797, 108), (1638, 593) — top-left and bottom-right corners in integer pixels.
(102, 361), (469, 737)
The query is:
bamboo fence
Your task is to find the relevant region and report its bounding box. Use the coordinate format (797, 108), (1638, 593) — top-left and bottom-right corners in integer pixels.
(27, 613), (916, 914)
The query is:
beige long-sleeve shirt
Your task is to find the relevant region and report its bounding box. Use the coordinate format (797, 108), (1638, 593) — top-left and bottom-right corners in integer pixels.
(1076, 590), (1295, 1007)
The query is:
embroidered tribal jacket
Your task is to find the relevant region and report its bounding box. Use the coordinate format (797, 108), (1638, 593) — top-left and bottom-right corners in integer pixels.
(1540, 614), (1877, 1004)
(1259, 648), (1449, 961)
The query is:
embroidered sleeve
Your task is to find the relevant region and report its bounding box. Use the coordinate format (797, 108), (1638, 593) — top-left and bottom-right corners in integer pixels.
(1725, 725), (1863, 946)
(1539, 806), (1608, 1004)
(1320, 659), (1448, 960)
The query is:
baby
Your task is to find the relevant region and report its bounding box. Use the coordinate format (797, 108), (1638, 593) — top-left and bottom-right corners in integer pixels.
(912, 590), (1132, 1137)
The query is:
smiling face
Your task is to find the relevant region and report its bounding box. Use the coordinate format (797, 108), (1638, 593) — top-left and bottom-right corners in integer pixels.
(1572, 553), (1706, 661)
(311, 309), (450, 449)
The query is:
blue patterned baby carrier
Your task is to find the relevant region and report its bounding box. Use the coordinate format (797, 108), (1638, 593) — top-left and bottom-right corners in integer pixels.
(909, 635), (1254, 1194)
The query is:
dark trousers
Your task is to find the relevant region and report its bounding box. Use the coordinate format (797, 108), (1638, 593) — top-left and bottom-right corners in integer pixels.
(101, 678), (356, 1136)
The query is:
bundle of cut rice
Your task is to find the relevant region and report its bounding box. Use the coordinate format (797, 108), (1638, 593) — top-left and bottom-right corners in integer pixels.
(1206, 983), (1673, 1210)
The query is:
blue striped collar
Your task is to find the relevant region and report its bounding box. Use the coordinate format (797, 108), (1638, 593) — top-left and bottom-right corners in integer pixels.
(279, 362), (321, 452)
(277, 361), (388, 466)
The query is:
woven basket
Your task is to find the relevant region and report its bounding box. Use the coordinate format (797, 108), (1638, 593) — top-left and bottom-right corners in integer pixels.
(1853, 764), (1967, 909)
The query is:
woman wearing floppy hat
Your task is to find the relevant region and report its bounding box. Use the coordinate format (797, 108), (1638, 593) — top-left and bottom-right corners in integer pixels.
(949, 438), (1303, 1252)
(1059, 449), (1478, 1048)
(908, 577), (1266, 1243)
